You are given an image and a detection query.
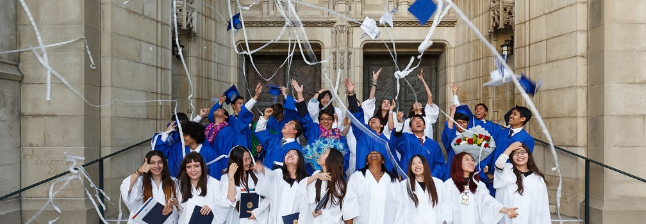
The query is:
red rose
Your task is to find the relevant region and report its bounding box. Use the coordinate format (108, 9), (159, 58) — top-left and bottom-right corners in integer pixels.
(467, 138), (473, 144)
(484, 135), (490, 141)
(484, 143), (489, 148)
(478, 134), (483, 139)
(456, 139), (462, 144)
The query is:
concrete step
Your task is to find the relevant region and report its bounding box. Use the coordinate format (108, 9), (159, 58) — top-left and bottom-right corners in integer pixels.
(551, 214), (584, 223)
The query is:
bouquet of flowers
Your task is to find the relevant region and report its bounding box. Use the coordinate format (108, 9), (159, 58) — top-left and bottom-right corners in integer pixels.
(451, 125), (496, 162)
(303, 138), (348, 170)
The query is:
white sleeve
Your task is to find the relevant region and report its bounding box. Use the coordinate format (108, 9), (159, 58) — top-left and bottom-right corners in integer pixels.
(307, 99), (320, 123)
(395, 121), (404, 133)
(494, 154), (510, 170)
(255, 168), (279, 200)
(192, 115), (203, 123)
(244, 98), (257, 111)
(453, 95), (461, 106)
(361, 98), (376, 122)
(255, 116), (269, 132)
(476, 182), (505, 224)
(206, 178), (231, 224)
(342, 172), (362, 220)
(435, 178), (453, 224)
(402, 119), (412, 134)
(120, 175), (143, 212)
(493, 163), (517, 189)
(218, 174), (239, 207)
(424, 103), (440, 124)
(334, 107), (345, 130)
(160, 131), (171, 142)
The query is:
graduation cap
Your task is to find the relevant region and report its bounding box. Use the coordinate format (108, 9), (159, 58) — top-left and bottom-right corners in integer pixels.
(408, 0), (437, 26)
(223, 85), (240, 105)
(455, 105), (474, 120)
(227, 13), (242, 31)
(267, 84), (281, 103)
(360, 17), (380, 40)
(519, 74), (542, 96)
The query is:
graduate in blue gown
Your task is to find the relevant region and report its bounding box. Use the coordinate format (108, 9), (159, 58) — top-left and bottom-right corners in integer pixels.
(153, 121), (219, 178)
(440, 104), (475, 181)
(226, 83), (262, 149)
(291, 79), (350, 174)
(253, 86), (304, 169)
(393, 112), (445, 179)
(344, 78), (397, 173)
(487, 106), (535, 183)
(204, 95), (234, 180)
(472, 103), (503, 134)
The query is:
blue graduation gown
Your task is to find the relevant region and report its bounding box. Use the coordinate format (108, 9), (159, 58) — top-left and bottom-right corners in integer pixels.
(207, 125), (234, 180)
(440, 122), (490, 182)
(350, 110), (396, 173)
(296, 101), (350, 173)
(254, 96), (304, 168)
(153, 137), (219, 178)
(266, 96), (299, 133)
(392, 131), (445, 179)
(228, 106), (255, 149)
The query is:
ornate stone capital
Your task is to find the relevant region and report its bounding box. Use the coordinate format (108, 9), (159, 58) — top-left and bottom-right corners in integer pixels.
(489, 0), (514, 33)
(175, 0), (197, 34)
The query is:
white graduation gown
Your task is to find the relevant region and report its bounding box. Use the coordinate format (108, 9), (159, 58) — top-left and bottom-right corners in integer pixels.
(398, 103), (440, 139)
(345, 127), (357, 177)
(307, 100), (345, 130)
(342, 170), (403, 224)
(218, 174), (270, 224)
(400, 178), (452, 224)
(445, 179), (505, 224)
(120, 175), (179, 224)
(494, 163), (551, 224)
(255, 168), (308, 224)
(177, 176), (230, 224)
(361, 98), (396, 139)
(300, 170), (344, 224)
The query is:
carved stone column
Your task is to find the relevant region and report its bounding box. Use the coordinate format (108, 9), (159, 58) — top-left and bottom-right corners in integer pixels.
(331, 18), (353, 89)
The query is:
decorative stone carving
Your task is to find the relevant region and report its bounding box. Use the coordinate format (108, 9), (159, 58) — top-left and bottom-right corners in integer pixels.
(175, 0), (197, 34)
(489, 0), (514, 32)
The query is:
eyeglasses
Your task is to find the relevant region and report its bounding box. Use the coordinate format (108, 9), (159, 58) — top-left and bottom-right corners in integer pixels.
(320, 117), (334, 122)
(513, 151), (528, 156)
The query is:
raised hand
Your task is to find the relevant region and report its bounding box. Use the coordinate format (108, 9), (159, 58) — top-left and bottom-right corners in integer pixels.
(344, 78), (355, 94)
(449, 104), (457, 115)
(291, 79), (303, 93)
(389, 100), (397, 111)
(199, 108), (209, 117)
(228, 162), (239, 180)
(219, 94), (226, 105)
(138, 158), (151, 174)
(417, 68), (425, 81)
(253, 83), (262, 99)
(165, 121), (177, 132)
(264, 107), (274, 119)
(451, 83), (459, 95)
(396, 111), (404, 123)
(280, 86), (287, 97)
(372, 68), (382, 83)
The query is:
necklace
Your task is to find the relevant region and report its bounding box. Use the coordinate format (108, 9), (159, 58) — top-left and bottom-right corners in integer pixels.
(461, 179), (470, 205)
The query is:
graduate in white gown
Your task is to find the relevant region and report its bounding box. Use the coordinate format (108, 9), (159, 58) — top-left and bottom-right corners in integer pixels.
(494, 142), (551, 224)
(120, 151), (179, 224)
(253, 149), (309, 223)
(307, 88), (345, 130)
(176, 152), (230, 224)
(220, 146), (270, 224)
(301, 148), (346, 224)
(343, 150), (403, 224)
(401, 155), (452, 224)
(445, 152), (519, 224)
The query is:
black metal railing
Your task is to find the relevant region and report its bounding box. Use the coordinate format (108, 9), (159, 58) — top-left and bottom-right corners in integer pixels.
(0, 138), (152, 201)
(533, 138), (646, 224)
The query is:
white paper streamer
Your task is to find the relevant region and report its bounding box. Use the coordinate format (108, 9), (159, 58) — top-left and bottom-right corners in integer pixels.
(18, 0), (52, 100)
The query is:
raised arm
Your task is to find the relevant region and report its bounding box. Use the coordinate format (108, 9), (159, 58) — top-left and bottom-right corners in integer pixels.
(417, 68), (433, 105)
(368, 68), (382, 100)
(451, 83), (461, 105)
(387, 100), (396, 131)
(447, 104), (457, 130)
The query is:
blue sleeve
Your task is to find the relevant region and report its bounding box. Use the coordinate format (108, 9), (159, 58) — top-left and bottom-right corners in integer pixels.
(429, 142), (445, 178)
(341, 137), (350, 172)
(298, 113), (320, 143)
(392, 131), (407, 157)
(267, 116), (285, 133)
(350, 110), (366, 141)
(524, 135), (535, 153)
(207, 102), (223, 123)
(236, 107), (255, 131)
(441, 122), (456, 150)
(153, 132), (176, 159)
(254, 129), (271, 147)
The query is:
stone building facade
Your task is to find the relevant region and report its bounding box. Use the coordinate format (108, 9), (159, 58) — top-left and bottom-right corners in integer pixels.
(1, 0), (645, 223)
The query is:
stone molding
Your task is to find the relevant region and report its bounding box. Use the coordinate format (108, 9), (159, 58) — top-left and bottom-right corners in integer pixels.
(489, 0), (514, 32)
(0, 60), (23, 82)
(244, 20), (457, 27)
(175, 0), (197, 34)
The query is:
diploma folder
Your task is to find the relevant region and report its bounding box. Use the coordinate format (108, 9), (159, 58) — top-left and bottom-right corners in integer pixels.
(282, 212), (299, 224)
(131, 198), (171, 224)
(188, 205), (214, 224)
(239, 191), (259, 218)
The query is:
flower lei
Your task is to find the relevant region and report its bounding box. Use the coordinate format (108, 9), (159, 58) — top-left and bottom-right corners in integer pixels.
(303, 137), (347, 171)
(204, 121), (228, 143)
(318, 125), (341, 139)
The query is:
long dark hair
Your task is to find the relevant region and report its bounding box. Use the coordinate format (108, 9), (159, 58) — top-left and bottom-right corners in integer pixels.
(315, 148), (346, 209)
(178, 152), (208, 202)
(374, 99), (391, 125)
(450, 152), (479, 194)
(406, 155), (438, 207)
(141, 151), (176, 202)
(407, 102), (426, 119)
(510, 144), (547, 196)
(317, 90), (332, 109)
(359, 151), (397, 183)
(225, 146), (259, 190)
(281, 149), (308, 186)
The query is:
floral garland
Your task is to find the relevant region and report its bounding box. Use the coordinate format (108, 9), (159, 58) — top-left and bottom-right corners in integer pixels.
(318, 125), (341, 139)
(303, 137), (347, 170)
(204, 121), (228, 143)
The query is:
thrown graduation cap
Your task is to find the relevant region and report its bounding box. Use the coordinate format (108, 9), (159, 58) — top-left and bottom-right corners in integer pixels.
(227, 13), (242, 31)
(360, 17), (380, 40)
(519, 74), (542, 96)
(223, 85), (240, 105)
(268, 85), (281, 103)
(408, 0), (437, 26)
(455, 105), (474, 120)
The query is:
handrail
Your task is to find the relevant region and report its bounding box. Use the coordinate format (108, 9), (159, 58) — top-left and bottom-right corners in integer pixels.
(533, 138), (646, 183)
(534, 137), (646, 224)
(0, 138), (152, 201)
